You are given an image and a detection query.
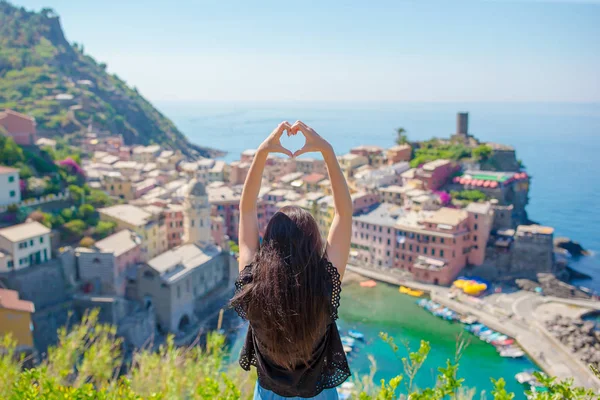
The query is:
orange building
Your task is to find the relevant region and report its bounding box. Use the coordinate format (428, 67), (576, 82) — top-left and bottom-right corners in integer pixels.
(0, 289), (35, 348)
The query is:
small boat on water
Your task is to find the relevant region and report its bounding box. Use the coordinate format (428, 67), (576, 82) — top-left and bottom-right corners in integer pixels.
(493, 338), (515, 346)
(348, 330), (365, 341)
(360, 280), (377, 288)
(499, 346), (525, 358)
(460, 315), (478, 325)
(399, 286), (424, 297)
(516, 370), (539, 385)
(343, 345), (353, 354)
(341, 336), (356, 347)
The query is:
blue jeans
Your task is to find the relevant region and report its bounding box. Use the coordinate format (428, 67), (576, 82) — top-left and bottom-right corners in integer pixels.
(253, 382), (339, 400)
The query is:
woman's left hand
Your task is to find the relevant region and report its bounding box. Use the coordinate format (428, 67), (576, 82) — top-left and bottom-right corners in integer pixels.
(257, 121), (293, 157)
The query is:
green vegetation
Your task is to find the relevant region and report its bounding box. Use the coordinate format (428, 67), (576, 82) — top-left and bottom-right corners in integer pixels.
(79, 236), (95, 248)
(228, 240), (240, 255)
(1, 312), (596, 399)
(451, 189), (489, 203)
(409, 141), (494, 168)
(95, 220), (117, 239)
(0, 1), (205, 156)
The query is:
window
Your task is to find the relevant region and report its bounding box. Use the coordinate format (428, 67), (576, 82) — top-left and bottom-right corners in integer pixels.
(401, 254), (405, 260)
(366, 234), (369, 240)
(416, 245), (420, 252)
(409, 256), (412, 262)
(30, 240), (33, 246)
(423, 247), (427, 254)
(7, 260), (13, 268)
(474, 235), (478, 241)
(379, 227), (382, 233)
(431, 248), (435, 256)
(386, 251), (390, 257)
(432, 237), (436, 243)
(409, 244), (412, 251)
(177, 286), (181, 298)
(441, 238), (445, 244)
(475, 214), (478, 219)
(40, 237), (44, 244)
(8, 176), (14, 183)
(474, 224), (478, 230)
(440, 250), (444, 257)
(387, 228), (391, 234)
(387, 238), (391, 245)
(186, 280), (190, 292)
(9, 190), (15, 197)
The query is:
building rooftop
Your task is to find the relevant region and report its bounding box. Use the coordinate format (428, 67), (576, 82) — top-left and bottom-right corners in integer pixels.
(98, 204), (153, 227)
(0, 288), (35, 313)
(422, 159), (451, 171)
(466, 202), (492, 215)
(354, 203), (404, 228)
(379, 185), (408, 194)
(208, 185), (241, 203)
(351, 145), (384, 153)
(147, 243), (221, 283)
(94, 230), (141, 257)
(401, 168), (417, 179)
(133, 144), (161, 154)
(424, 208), (468, 227)
(388, 144), (411, 151)
(0, 221), (50, 242)
(339, 153), (364, 161)
(0, 165), (18, 174)
(279, 171), (304, 184)
(516, 225), (554, 236)
(303, 173), (326, 184)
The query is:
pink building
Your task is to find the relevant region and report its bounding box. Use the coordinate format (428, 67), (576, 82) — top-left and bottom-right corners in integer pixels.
(351, 203), (492, 285)
(0, 109), (37, 145)
(415, 159), (457, 191)
(78, 230), (142, 296)
(386, 144), (412, 164)
(351, 192), (380, 214)
(241, 149), (257, 163)
(229, 161), (251, 185)
(166, 204), (185, 249)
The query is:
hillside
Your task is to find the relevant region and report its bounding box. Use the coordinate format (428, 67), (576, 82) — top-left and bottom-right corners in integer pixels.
(0, 1), (217, 158)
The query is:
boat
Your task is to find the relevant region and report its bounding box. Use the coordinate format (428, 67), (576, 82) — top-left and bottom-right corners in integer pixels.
(348, 329), (365, 341)
(500, 348), (525, 358)
(341, 336), (356, 347)
(360, 280), (377, 288)
(399, 286), (424, 297)
(516, 370), (539, 385)
(343, 345), (353, 354)
(492, 338), (515, 346)
(460, 315), (478, 325)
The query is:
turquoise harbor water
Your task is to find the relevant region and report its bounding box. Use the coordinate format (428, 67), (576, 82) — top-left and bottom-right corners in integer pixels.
(160, 102), (599, 396)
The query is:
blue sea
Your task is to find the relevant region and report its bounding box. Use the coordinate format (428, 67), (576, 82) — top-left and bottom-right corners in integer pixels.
(158, 101), (600, 291)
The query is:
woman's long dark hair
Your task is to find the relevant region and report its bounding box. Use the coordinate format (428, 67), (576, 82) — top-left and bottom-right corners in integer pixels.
(231, 205), (331, 370)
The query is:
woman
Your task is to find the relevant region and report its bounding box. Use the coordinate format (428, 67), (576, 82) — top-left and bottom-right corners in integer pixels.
(231, 121), (353, 399)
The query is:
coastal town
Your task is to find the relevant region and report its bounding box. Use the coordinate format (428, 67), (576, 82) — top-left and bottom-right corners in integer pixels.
(1, 109), (599, 391)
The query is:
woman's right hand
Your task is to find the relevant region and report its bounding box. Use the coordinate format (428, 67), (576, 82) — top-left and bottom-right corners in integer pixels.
(291, 121), (332, 158)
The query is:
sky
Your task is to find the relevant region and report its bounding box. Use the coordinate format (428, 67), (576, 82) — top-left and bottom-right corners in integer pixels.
(14, 0), (600, 102)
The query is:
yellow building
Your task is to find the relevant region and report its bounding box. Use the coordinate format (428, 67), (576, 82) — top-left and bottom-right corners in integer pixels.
(316, 196), (335, 240)
(338, 153), (368, 178)
(98, 204), (167, 261)
(103, 173), (135, 201)
(0, 289), (34, 348)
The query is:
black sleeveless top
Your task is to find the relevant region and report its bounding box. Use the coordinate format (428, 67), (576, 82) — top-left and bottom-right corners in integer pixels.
(233, 259), (351, 397)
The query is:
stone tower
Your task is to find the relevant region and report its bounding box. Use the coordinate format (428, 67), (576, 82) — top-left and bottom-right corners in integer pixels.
(185, 180), (212, 245)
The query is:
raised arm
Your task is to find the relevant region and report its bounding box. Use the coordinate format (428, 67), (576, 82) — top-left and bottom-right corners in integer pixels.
(238, 121), (292, 271)
(292, 121), (352, 278)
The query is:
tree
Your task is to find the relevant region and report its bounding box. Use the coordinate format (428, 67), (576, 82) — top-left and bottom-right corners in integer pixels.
(63, 219), (87, 238)
(473, 145), (493, 161)
(79, 236), (95, 248)
(395, 127), (408, 145)
(68, 184), (85, 204)
(88, 189), (112, 207)
(95, 221), (116, 239)
(78, 203), (95, 222)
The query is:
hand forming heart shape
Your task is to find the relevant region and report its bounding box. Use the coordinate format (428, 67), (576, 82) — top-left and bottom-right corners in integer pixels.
(258, 121), (330, 158)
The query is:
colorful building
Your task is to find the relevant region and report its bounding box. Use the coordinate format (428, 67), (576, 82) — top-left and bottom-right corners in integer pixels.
(0, 166), (20, 207)
(338, 153), (369, 178)
(0, 221), (51, 272)
(166, 204), (185, 249)
(0, 109), (37, 145)
(78, 229), (142, 296)
(302, 173), (327, 192)
(414, 159), (457, 191)
(98, 204), (167, 261)
(0, 289), (35, 348)
(350, 145), (386, 167)
(351, 202), (492, 285)
(386, 144), (412, 164)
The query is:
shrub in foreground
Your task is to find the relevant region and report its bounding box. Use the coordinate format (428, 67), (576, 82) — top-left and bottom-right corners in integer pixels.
(0, 311), (597, 399)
